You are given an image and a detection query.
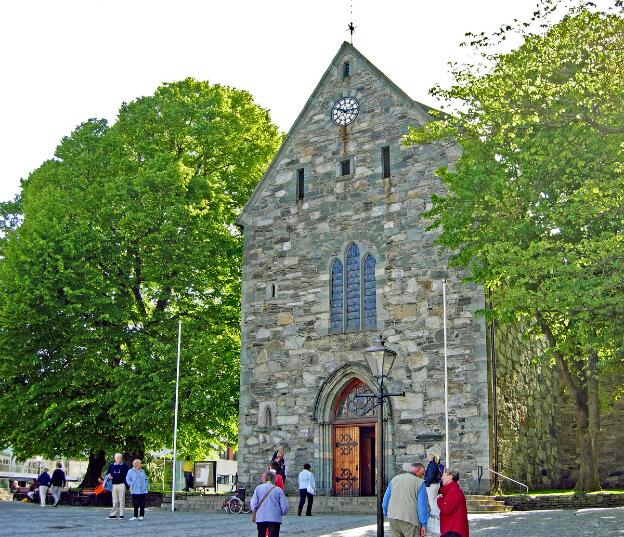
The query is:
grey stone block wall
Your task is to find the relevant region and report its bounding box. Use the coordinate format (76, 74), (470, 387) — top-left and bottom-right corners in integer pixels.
(490, 324), (563, 490)
(237, 43), (490, 495)
(491, 324), (624, 491)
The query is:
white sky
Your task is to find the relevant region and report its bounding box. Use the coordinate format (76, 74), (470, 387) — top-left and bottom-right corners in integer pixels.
(0, 0), (544, 203)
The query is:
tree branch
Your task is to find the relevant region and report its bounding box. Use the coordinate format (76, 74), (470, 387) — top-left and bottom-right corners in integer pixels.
(536, 311), (583, 405)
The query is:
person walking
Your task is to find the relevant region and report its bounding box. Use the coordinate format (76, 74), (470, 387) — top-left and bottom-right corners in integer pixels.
(182, 456), (194, 492)
(437, 469), (469, 537)
(106, 453), (129, 519)
(383, 462), (430, 537)
(250, 471), (288, 537)
(126, 459), (149, 521)
(297, 463), (315, 516)
(50, 462), (66, 507)
(37, 468), (51, 507)
(424, 450), (443, 536)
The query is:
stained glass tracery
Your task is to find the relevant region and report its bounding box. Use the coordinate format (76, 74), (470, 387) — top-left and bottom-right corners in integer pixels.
(346, 243), (361, 330)
(335, 380), (377, 419)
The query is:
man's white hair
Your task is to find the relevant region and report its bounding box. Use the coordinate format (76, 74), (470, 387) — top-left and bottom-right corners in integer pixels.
(114, 453), (123, 459)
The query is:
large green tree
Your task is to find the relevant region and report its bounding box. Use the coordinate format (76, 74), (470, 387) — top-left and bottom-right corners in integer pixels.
(0, 78), (281, 484)
(406, 2), (623, 490)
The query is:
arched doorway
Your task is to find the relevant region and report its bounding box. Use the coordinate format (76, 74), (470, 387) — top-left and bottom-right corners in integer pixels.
(332, 379), (377, 496)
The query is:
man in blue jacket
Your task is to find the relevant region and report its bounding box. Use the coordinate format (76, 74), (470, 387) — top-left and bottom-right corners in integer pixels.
(383, 462), (430, 537)
(106, 453), (129, 519)
(37, 468), (51, 507)
(50, 462), (66, 507)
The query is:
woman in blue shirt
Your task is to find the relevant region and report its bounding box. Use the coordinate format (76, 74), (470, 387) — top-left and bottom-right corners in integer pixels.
(126, 459), (149, 521)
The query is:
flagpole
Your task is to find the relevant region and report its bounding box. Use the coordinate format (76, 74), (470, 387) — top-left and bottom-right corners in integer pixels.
(443, 279), (450, 468)
(171, 320), (182, 512)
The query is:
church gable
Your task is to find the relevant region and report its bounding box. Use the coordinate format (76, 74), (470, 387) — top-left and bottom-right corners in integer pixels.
(237, 41), (437, 228)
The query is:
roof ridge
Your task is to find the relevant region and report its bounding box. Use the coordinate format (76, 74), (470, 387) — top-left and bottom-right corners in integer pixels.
(237, 42), (437, 227)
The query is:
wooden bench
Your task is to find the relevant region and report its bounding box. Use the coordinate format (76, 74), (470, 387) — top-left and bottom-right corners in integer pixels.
(71, 487), (112, 506)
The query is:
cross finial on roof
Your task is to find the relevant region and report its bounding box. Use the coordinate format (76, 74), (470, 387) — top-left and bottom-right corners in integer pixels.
(347, 0), (356, 44)
(347, 22), (356, 44)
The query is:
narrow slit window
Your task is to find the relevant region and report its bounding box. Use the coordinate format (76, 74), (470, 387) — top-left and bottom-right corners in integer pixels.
(343, 61), (350, 78)
(265, 407), (273, 427)
(341, 159), (351, 176)
(297, 168), (305, 200)
(270, 283), (276, 298)
(382, 146), (391, 178)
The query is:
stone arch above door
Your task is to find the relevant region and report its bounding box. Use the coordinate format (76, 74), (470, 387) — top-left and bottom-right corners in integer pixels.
(313, 363), (392, 424)
(313, 362), (394, 494)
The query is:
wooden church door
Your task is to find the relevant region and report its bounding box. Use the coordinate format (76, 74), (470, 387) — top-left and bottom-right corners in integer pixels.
(334, 425), (360, 496)
(332, 379), (377, 496)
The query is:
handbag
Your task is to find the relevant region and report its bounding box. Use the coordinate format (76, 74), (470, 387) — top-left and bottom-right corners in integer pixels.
(251, 485), (277, 523)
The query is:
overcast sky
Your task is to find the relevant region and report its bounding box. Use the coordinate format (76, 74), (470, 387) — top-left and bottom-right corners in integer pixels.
(0, 0), (547, 203)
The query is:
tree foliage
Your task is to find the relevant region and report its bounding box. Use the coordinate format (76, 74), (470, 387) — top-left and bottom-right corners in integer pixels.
(0, 78), (281, 475)
(406, 1), (623, 490)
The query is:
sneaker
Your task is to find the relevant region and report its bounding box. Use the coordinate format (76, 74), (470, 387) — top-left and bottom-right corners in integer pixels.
(107, 515), (116, 519)
(129, 517), (137, 521)
(119, 516), (124, 519)
(138, 516), (144, 520)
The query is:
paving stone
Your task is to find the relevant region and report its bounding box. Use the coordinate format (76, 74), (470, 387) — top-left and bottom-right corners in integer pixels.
(1, 502), (623, 536)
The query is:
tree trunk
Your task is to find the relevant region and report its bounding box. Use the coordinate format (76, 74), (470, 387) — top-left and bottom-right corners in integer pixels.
(575, 352), (601, 491)
(79, 449), (107, 488)
(537, 315), (601, 492)
(123, 436), (145, 468)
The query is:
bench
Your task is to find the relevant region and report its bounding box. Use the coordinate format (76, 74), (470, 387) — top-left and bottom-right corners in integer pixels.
(70, 487), (112, 507)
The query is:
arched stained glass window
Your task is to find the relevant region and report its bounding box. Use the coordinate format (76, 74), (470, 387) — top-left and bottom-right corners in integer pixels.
(334, 379), (377, 419)
(363, 254), (377, 330)
(330, 260), (344, 331)
(346, 243), (361, 330)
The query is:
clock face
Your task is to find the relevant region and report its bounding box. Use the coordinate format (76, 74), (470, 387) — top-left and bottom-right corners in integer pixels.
(331, 97), (360, 126)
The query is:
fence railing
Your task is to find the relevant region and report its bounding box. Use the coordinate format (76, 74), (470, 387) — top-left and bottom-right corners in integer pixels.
(487, 467), (529, 493)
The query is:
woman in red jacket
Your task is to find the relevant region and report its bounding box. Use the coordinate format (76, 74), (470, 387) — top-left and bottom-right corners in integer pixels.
(437, 469), (469, 537)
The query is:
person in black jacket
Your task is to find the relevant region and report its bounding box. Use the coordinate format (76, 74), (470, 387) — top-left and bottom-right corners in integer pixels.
(270, 445), (287, 484)
(424, 450), (443, 536)
(106, 453), (129, 519)
(50, 463), (66, 507)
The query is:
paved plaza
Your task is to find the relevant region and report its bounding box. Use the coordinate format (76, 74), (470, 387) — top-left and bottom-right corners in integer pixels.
(0, 501), (623, 536)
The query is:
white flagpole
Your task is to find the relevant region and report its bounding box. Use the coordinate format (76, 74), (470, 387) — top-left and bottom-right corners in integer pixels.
(171, 320), (182, 512)
(443, 279), (450, 468)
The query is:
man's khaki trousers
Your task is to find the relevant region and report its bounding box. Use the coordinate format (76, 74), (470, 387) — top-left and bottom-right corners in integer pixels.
(389, 518), (420, 537)
(110, 483), (126, 517)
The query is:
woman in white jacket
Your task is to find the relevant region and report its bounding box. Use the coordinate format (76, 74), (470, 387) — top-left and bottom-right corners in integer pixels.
(297, 464), (316, 516)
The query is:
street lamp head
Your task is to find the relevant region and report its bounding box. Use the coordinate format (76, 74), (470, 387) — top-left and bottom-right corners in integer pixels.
(363, 333), (397, 379)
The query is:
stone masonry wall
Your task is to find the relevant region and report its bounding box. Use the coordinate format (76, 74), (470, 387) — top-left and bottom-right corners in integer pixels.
(491, 324), (563, 491)
(237, 44), (491, 495)
(492, 325), (624, 490)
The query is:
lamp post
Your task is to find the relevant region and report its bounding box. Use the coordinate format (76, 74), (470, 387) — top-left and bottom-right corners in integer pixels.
(362, 334), (405, 537)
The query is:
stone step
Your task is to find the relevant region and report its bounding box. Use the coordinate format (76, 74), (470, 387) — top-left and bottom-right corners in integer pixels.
(162, 493), (513, 514)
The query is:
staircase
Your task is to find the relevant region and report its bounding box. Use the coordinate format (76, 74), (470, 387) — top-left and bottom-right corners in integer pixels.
(284, 495), (511, 515)
(465, 495), (512, 514)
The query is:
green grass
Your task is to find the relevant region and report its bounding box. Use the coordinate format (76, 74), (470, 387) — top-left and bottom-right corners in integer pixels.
(500, 488), (624, 497)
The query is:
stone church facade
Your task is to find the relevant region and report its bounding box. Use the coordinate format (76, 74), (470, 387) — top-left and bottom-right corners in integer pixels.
(236, 42), (624, 495)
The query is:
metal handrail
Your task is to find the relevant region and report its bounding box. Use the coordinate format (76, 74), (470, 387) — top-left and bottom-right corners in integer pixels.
(487, 468), (529, 493)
